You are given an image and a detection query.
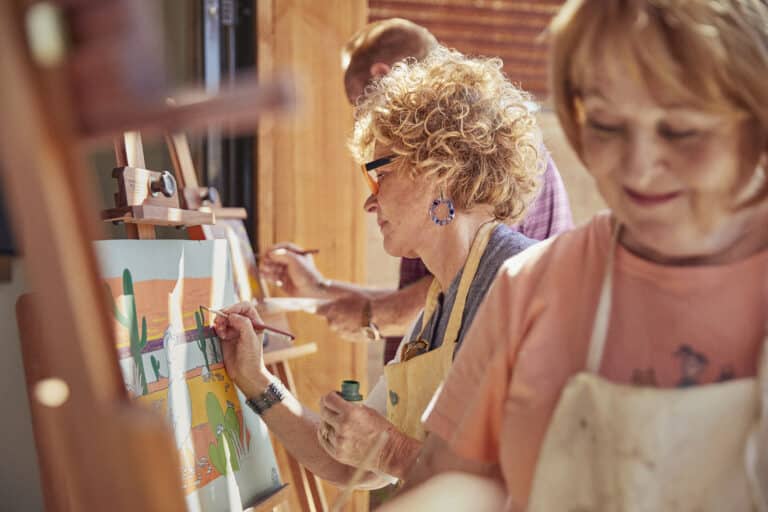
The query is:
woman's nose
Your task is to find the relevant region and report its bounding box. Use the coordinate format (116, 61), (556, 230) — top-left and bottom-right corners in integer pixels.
(624, 133), (667, 185)
(363, 194), (378, 213)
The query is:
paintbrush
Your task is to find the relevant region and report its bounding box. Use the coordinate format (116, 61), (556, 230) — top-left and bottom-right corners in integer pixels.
(254, 247), (319, 264)
(201, 305), (296, 340)
(269, 247), (319, 256)
(329, 432), (389, 512)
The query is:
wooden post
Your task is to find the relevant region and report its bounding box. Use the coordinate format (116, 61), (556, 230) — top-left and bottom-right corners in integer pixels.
(257, 1), (369, 509)
(2, 1), (294, 510)
(0, 2), (186, 510)
(113, 132), (157, 239)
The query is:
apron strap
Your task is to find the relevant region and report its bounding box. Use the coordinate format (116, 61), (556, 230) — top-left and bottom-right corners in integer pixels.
(759, 332), (768, 421)
(418, 278), (443, 338)
(443, 221), (499, 345)
(417, 220), (500, 346)
(585, 222), (621, 374)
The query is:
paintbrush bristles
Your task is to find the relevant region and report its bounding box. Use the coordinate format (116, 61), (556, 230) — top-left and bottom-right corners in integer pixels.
(201, 305), (229, 317)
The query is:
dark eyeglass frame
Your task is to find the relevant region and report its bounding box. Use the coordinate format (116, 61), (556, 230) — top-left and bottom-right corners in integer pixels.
(359, 154), (397, 195)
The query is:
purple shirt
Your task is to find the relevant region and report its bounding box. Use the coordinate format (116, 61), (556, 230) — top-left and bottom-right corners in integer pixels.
(384, 154), (573, 363)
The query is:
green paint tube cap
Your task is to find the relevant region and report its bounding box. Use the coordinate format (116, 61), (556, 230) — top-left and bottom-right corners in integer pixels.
(339, 380), (363, 401)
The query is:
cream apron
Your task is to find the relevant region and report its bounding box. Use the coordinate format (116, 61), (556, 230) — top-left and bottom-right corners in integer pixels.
(527, 226), (768, 512)
(385, 221), (499, 441)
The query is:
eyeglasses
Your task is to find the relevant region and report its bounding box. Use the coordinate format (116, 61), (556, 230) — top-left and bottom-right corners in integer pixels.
(359, 154), (397, 195)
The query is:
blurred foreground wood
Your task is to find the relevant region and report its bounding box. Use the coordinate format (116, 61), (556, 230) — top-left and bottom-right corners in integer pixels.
(0, 0), (292, 510)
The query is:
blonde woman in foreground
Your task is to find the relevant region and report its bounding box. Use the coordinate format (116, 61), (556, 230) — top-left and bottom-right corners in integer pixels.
(400, 0), (768, 510)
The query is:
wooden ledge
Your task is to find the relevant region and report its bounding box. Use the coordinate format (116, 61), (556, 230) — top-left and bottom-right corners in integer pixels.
(244, 484), (290, 511)
(264, 342), (318, 366)
(101, 205), (214, 227)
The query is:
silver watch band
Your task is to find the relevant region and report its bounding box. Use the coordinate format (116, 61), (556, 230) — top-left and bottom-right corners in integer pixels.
(245, 381), (285, 415)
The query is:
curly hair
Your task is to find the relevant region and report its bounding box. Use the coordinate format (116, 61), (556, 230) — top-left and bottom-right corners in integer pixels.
(349, 46), (543, 223)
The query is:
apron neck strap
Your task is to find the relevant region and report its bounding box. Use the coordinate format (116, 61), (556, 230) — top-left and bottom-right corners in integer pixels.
(759, 332), (768, 421)
(585, 221), (621, 373)
(419, 220), (500, 344)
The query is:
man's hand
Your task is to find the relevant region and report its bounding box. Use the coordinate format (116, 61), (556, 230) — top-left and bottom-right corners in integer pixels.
(317, 295), (370, 343)
(317, 391), (396, 470)
(260, 243), (327, 297)
(213, 302), (270, 397)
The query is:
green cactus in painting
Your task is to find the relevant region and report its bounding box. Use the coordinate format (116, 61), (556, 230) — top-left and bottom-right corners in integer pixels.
(209, 329), (220, 364)
(194, 307), (221, 364)
(107, 269), (149, 395)
(150, 355), (161, 381)
(206, 392), (242, 475)
(195, 308), (211, 372)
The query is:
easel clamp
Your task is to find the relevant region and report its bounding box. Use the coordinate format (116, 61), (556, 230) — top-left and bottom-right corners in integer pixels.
(102, 166), (215, 228)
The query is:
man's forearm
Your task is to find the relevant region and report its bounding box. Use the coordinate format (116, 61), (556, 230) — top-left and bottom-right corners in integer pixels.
(313, 279), (396, 300)
(371, 275), (432, 336)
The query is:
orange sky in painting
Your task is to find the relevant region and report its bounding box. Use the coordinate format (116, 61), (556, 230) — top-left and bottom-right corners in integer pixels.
(103, 276), (219, 348)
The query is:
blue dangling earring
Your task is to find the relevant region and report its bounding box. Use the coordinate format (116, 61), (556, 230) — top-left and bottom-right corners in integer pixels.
(429, 193), (455, 226)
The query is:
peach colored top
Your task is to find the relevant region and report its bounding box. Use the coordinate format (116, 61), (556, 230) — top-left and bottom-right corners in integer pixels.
(424, 212), (766, 507)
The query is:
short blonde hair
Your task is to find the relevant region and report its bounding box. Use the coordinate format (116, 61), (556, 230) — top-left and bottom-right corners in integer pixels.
(342, 18), (438, 103)
(349, 47), (543, 223)
(549, 0), (768, 159)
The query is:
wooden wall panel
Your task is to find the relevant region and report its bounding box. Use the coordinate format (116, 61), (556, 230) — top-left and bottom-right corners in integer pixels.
(258, 1), (369, 510)
(369, 0), (565, 97)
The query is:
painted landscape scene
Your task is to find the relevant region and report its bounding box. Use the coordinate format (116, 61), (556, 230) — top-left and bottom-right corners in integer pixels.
(95, 239), (281, 512)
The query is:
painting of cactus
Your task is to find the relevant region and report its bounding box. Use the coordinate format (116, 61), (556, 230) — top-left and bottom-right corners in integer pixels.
(206, 392), (245, 474)
(210, 330), (220, 363)
(106, 269), (149, 395)
(195, 308), (212, 373)
(150, 354), (161, 381)
(96, 239), (282, 511)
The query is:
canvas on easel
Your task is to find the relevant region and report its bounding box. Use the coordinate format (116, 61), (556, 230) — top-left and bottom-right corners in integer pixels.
(96, 239), (282, 512)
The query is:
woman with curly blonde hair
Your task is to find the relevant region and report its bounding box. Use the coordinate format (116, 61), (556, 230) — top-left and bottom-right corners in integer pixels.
(212, 46), (544, 489)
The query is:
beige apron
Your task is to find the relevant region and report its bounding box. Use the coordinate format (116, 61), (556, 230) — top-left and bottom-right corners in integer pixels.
(527, 226), (768, 512)
(385, 221), (499, 441)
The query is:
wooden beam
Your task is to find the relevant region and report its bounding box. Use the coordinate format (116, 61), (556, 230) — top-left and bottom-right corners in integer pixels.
(0, 1), (185, 509)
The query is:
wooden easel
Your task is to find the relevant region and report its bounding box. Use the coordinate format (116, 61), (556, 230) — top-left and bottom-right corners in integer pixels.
(105, 131), (214, 239)
(166, 130), (329, 512)
(1, 1), (292, 510)
(109, 130), (291, 511)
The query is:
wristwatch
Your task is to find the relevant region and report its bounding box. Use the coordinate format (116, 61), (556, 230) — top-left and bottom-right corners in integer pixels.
(245, 381), (286, 415)
(361, 299), (382, 341)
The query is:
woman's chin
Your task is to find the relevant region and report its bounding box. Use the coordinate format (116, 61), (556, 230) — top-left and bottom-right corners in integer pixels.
(381, 239), (417, 259)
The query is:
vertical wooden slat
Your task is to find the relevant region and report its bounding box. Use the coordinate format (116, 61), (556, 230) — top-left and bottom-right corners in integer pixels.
(113, 131), (157, 239)
(257, 1), (369, 510)
(257, 0), (276, 252)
